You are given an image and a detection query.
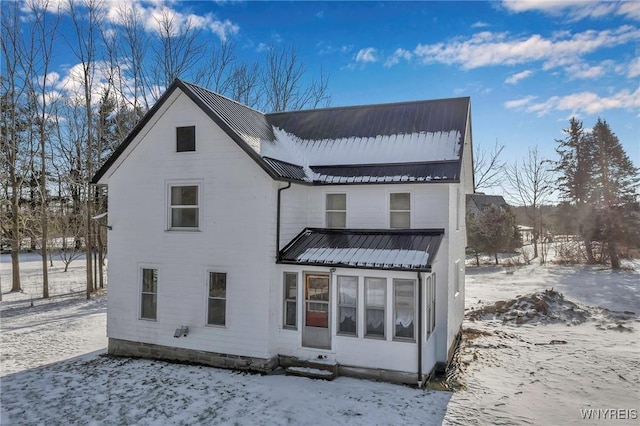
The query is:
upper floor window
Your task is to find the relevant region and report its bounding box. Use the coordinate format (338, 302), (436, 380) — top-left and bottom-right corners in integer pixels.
(176, 126), (195, 152)
(326, 193), (346, 228)
(170, 185), (199, 229)
(390, 193), (410, 228)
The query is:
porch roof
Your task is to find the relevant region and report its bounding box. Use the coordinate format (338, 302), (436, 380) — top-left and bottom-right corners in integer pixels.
(278, 228), (444, 272)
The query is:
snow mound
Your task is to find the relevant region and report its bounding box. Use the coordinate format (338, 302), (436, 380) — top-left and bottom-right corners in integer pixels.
(466, 289), (634, 326)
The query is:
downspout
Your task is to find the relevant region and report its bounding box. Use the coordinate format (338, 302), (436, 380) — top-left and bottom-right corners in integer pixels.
(276, 182), (292, 260)
(417, 271), (423, 388)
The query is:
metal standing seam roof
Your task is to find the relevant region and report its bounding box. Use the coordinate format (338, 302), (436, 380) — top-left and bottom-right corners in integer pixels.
(93, 79), (471, 186)
(311, 161), (460, 184)
(279, 228), (445, 271)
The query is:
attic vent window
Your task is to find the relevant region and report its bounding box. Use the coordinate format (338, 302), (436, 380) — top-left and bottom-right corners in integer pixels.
(176, 126), (195, 152)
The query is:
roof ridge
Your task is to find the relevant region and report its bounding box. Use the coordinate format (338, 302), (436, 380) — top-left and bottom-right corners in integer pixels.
(178, 79), (267, 116)
(266, 96), (470, 117)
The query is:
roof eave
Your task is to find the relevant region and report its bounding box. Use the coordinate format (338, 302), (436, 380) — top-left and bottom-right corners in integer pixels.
(276, 259), (432, 273)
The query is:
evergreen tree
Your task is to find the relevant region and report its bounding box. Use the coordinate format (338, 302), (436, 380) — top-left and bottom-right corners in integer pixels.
(555, 118), (597, 263)
(467, 204), (520, 266)
(590, 119), (639, 269)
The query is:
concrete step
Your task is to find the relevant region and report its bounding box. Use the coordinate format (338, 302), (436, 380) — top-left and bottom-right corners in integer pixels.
(285, 366), (336, 380)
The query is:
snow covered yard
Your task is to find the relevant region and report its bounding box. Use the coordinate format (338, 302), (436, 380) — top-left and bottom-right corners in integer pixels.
(1, 254), (639, 425)
(445, 263), (640, 425)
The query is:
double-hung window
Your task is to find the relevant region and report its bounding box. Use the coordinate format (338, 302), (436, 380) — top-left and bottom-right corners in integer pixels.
(365, 277), (386, 338)
(283, 272), (297, 329)
(141, 268), (158, 320)
(337, 276), (357, 336)
(207, 272), (226, 326)
(170, 185), (199, 229)
(326, 193), (346, 228)
(176, 126), (195, 152)
(390, 193), (411, 228)
(393, 279), (415, 340)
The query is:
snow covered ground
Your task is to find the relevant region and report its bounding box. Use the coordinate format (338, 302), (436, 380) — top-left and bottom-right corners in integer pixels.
(1, 253), (639, 425)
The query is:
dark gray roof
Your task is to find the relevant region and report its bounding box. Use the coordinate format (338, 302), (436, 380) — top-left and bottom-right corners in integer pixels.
(93, 79), (471, 186)
(266, 98), (469, 140)
(311, 161), (460, 184)
(182, 81), (275, 142)
(263, 157), (307, 181)
(467, 194), (508, 212)
(279, 228), (444, 271)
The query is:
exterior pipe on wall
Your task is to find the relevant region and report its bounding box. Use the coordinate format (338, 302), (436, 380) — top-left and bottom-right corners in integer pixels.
(276, 182), (292, 261)
(417, 271), (423, 388)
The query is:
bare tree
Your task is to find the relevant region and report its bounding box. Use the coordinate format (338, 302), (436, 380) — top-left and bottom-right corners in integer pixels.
(150, 8), (205, 99)
(1, 1), (33, 293)
(67, 0), (105, 298)
(474, 140), (505, 192)
(505, 147), (555, 261)
(260, 44), (330, 112)
(23, 0), (61, 298)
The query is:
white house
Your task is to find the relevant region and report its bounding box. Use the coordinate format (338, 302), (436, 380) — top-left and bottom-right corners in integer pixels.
(92, 79), (474, 386)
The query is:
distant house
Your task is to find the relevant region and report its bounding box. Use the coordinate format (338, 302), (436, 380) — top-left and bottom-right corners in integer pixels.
(92, 79), (474, 386)
(466, 193), (508, 218)
(517, 225), (534, 243)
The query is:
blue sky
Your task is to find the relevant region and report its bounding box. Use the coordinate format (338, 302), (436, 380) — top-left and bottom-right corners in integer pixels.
(17, 0), (640, 192)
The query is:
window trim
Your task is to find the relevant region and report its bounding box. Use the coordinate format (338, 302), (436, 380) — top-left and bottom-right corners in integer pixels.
(425, 273), (436, 340)
(364, 277), (386, 340)
(337, 275), (358, 337)
(454, 259), (461, 296)
(389, 191), (412, 229)
(393, 278), (416, 342)
(283, 272), (298, 330)
(325, 192), (347, 229)
(206, 271), (227, 327)
(167, 180), (202, 231)
(139, 266), (158, 321)
(176, 125), (196, 152)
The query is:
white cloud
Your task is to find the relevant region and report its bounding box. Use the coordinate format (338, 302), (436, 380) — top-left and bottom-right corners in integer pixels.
(104, 1), (239, 41)
(355, 47), (378, 63)
(501, 0), (638, 21)
(628, 57), (640, 78)
(524, 87), (640, 116)
(505, 69), (533, 84)
(413, 26), (640, 71)
(384, 48), (412, 67)
(504, 95), (537, 109)
(256, 43), (269, 53)
(471, 21), (490, 28)
(564, 61), (612, 80)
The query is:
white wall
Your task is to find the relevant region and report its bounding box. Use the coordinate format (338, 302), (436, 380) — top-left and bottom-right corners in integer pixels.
(106, 91), (277, 359)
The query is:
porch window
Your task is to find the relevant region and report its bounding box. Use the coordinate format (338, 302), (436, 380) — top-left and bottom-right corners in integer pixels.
(140, 268), (157, 320)
(326, 193), (346, 228)
(365, 277), (386, 338)
(207, 272), (226, 326)
(176, 126), (195, 152)
(283, 272), (297, 329)
(394, 279), (415, 340)
(170, 185), (199, 229)
(425, 273), (436, 338)
(337, 276), (357, 336)
(390, 193), (410, 228)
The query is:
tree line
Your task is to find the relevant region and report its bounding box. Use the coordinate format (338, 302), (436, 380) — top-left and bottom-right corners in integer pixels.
(469, 118), (639, 269)
(0, 0), (330, 301)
